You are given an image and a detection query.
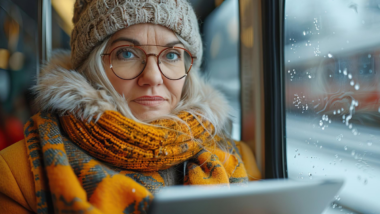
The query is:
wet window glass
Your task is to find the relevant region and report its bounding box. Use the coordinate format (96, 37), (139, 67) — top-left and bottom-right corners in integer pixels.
(203, 0), (241, 140)
(285, 0), (380, 213)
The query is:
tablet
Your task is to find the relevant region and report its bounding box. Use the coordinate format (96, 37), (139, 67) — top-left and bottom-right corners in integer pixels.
(148, 179), (344, 214)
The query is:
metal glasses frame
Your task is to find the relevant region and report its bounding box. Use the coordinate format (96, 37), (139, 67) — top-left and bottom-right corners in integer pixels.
(101, 44), (197, 80)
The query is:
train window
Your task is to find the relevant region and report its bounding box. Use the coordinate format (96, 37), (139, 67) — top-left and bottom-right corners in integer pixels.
(285, 0), (380, 213)
(203, 0), (241, 140)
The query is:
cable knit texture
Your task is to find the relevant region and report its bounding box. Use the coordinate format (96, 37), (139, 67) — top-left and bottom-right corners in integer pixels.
(59, 111), (216, 171)
(71, 0), (202, 69)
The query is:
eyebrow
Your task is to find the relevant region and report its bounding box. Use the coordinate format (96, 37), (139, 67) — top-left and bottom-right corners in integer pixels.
(111, 37), (183, 47)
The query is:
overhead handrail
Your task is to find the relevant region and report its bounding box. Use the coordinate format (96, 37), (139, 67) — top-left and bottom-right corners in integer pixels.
(37, 0), (52, 83)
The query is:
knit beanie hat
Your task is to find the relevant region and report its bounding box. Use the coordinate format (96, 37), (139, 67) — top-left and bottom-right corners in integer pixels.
(70, 0), (202, 69)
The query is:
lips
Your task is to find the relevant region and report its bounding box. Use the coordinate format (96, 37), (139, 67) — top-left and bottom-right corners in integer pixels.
(133, 96), (166, 106)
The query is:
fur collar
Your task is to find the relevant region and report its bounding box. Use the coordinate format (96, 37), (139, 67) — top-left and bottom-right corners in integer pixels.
(33, 51), (231, 129)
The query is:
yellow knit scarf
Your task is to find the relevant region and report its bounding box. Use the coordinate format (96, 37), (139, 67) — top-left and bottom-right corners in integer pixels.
(24, 111), (248, 214)
(59, 111), (214, 171)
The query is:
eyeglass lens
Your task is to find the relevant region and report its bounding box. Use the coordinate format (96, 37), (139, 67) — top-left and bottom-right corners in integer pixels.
(109, 46), (192, 80)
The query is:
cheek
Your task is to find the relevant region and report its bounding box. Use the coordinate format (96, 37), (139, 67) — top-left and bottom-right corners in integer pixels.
(105, 66), (134, 99)
(164, 79), (186, 103)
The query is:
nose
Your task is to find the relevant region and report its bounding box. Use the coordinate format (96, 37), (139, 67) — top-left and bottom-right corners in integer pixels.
(137, 55), (164, 87)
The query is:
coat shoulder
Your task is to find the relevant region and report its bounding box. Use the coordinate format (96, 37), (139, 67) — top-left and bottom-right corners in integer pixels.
(0, 140), (36, 213)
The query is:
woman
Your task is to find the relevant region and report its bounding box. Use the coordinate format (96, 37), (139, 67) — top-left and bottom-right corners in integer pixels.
(0, 0), (261, 213)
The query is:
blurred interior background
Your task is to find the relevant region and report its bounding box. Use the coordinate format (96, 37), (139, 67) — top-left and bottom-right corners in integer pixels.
(1, 0), (39, 150)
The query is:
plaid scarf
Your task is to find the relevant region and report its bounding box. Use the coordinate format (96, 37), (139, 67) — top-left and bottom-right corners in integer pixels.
(24, 111), (248, 214)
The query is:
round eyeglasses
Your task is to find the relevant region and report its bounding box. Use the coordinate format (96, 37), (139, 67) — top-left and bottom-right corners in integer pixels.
(102, 45), (197, 80)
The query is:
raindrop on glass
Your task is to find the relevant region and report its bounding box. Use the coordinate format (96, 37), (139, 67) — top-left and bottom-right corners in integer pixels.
(343, 69), (348, 75)
(344, 146), (347, 150)
(368, 54), (371, 58)
(355, 84), (360, 90)
(327, 53), (333, 58)
(350, 80), (355, 86)
(348, 74), (352, 79)
(352, 129), (358, 135)
(308, 75), (312, 79)
(367, 141), (372, 146)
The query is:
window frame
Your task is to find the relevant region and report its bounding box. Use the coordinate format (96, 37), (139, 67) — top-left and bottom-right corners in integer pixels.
(261, 0), (287, 178)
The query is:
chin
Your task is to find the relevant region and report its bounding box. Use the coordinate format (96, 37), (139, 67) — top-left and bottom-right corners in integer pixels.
(133, 110), (170, 122)
(130, 102), (172, 122)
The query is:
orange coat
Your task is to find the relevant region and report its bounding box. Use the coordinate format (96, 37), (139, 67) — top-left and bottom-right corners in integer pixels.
(0, 139), (261, 214)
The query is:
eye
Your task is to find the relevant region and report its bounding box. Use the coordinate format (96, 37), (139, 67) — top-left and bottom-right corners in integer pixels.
(165, 52), (180, 61)
(115, 48), (139, 60)
(121, 51), (134, 59)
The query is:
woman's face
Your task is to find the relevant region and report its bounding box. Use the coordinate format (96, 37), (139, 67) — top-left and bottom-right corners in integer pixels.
(103, 24), (186, 121)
